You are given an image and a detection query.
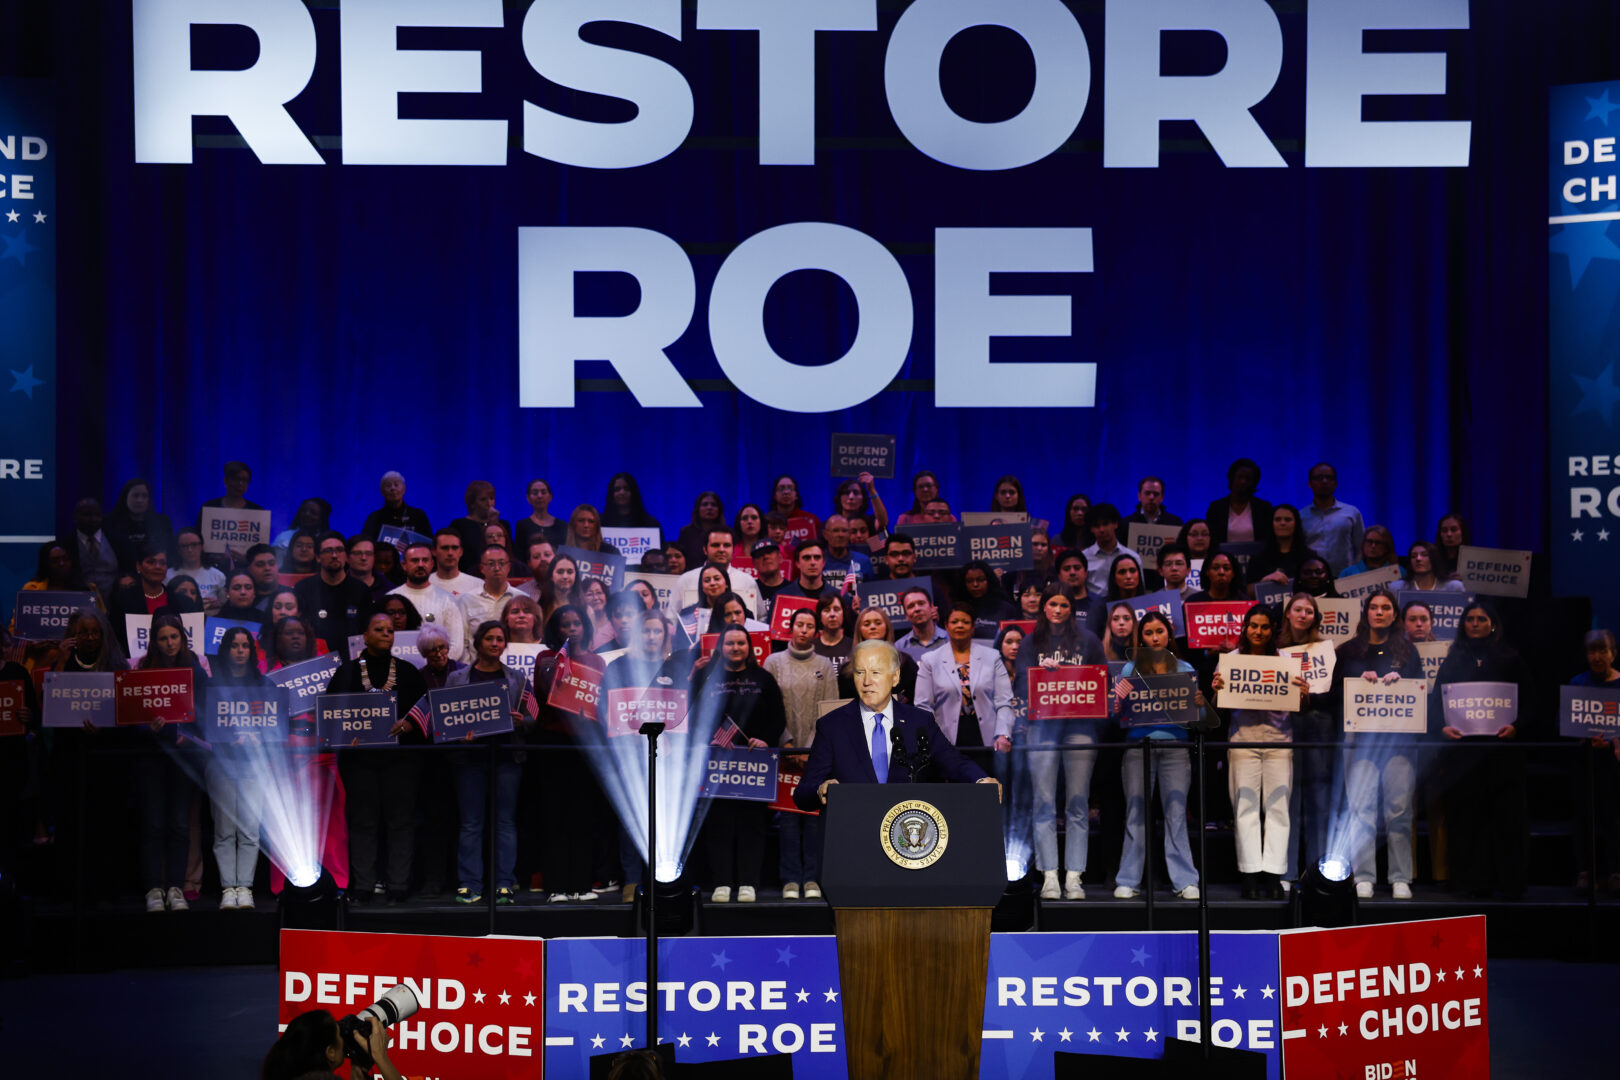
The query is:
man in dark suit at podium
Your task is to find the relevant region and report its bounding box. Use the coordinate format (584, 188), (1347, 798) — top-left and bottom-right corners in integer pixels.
(795, 639), (998, 810)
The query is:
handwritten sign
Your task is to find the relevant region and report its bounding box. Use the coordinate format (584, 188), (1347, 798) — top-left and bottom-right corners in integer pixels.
(1184, 601), (1253, 649)
(704, 747), (779, 801)
(113, 668), (196, 726)
(963, 522), (1033, 571)
(429, 683), (513, 740)
(1126, 523), (1182, 566)
(1280, 640), (1336, 694)
(1027, 665), (1109, 722)
(1117, 672), (1199, 727)
(1215, 654), (1300, 712)
(316, 691), (398, 747)
(603, 687), (689, 737)
(601, 527), (662, 564)
(1334, 563), (1404, 601)
(42, 671), (117, 728)
(269, 653), (343, 714)
(1128, 588), (1185, 637)
(1560, 684), (1620, 738)
(830, 432), (895, 479)
(1441, 681), (1519, 736)
(1454, 546), (1532, 599)
(202, 685), (289, 744)
(1314, 598), (1362, 646)
(770, 594), (820, 641)
(1343, 679), (1429, 734)
(199, 506), (271, 555)
(13, 590), (98, 639)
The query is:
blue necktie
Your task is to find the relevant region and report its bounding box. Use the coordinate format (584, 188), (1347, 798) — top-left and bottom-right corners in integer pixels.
(871, 714), (888, 783)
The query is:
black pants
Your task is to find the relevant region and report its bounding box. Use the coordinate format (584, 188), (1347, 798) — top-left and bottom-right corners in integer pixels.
(704, 799), (769, 888)
(1446, 742), (1527, 898)
(342, 750), (422, 893)
(416, 751), (455, 891)
(538, 733), (610, 895)
(1574, 744), (1620, 876)
(134, 748), (196, 892)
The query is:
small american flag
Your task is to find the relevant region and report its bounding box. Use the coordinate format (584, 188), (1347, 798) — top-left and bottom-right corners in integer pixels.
(711, 716), (744, 748)
(405, 699), (431, 738)
(519, 684), (540, 722)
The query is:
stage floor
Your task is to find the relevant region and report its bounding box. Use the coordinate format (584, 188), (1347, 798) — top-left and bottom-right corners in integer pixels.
(0, 958), (1611, 1078)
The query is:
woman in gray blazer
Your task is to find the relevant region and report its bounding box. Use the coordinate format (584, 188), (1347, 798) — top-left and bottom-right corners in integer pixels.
(913, 604), (1017, 751)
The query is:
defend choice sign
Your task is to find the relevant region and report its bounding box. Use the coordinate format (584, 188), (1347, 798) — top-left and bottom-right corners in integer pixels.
(1454, 545), (1533, 599)
(603, 686), (688, 737)
(1214, 655), (1300, 712)
(198, 506), (271, 555)
(113, 668), (195, 726)
(706, 747), (780, 801)
(429, 683), (513, 740)
(1441, 682), (1519, 736)
(1560, 684), (1620, 738)
(906, 523), (963, 570)
(770, 594), (819, 640)
(1184, 601), (1252, 649)
(1342, 680), (1429, 734)
(1117, 672), (1199, 728)
(1026, 665), (1108, 722)
(829, 433), (895, 479)
(1333, 563), (1404, 601)
(316, 691), (398, 746)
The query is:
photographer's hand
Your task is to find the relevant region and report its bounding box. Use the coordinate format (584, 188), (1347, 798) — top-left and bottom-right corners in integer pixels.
(354, 1016), (405, 1080)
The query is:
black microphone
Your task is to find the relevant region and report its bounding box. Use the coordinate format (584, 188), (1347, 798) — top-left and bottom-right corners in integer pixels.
(889, 725), (913, 782)
(914, 731), (932, 780)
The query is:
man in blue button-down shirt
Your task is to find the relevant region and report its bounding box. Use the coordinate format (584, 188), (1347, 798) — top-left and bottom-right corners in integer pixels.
(1300, 463), (1365, 575)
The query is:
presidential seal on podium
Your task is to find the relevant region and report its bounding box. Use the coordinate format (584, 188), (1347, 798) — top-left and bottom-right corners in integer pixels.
(879, 799), (949, 869)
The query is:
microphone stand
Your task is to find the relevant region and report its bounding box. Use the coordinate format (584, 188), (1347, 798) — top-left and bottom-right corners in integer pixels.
(914, 731), (934, 783)
(890, 725), (915, 782)
(639, 720), (666, 1052)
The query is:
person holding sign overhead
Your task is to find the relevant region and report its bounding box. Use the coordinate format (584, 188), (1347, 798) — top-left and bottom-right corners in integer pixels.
(1210, 607), (1305, 900)
(1569, 630), (1620, 893)
(1335, 589), (1426, 900)
(1433, 602), (1530, 900)
(445, 621), (536, 906)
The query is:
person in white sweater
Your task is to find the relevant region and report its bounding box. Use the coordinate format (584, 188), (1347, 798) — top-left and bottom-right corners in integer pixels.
(764, 608), (839, 899)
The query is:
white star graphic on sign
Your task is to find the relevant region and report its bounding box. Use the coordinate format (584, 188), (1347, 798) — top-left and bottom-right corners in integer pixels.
(1574, 530), (1585, 541)
(1232, 985), (1247, 999)
(498, 991), (511, 1005)
(796, 988), (809, 1003)
(1437, 969), (1447, 982)
(824, 988), (839, 1002)
(1115, 1027), (1130, 1042)
(1318, 1025), (1329, 1038)
(706, 1033), (721, 1047)
(1455, 967), (1465, 980)
(1031, 1029), (1044, 1043)
(678, 1034), (692, 1048)
(1058, 1028), (1073, 1043)
(1087, 1028), (1102, 1042)
(1603, 530), (1614, 541)
(620, 1034), (635, 1048)
(3, 210), (15, 223)
(590, 1034), (605, 1049)
(473, 990), (486, 1004)
(32, 211), (45, 223)
(1144, 1028), (1159, 1042)
(524, 992), (536, 1006)
(1473, 965), (1484, 978)
(1261, 985), (1276, 999)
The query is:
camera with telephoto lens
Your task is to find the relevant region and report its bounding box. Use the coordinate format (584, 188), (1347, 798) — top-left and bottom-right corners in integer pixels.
(338, 984), (419, 1068)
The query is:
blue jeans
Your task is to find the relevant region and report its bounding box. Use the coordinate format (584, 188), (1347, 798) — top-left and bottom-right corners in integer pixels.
(1118, 743), (1197, 892)
(1028, 723), (1097, 873)
(778, 811), (823, 884)
(450, 752), (522, 892)
(1286, 708), (1338, 881)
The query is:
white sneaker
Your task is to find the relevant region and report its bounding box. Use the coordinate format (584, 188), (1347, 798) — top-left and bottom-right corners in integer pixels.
(145, 888), (166, 913)
(1391, 882), (1412, 900)
(166, 886), (189, 912)
(803, 881), (822, 899)
(549, 891), (573, 903)
(574, 889), (598, 901)
(1064, 872), (1086, 900)
(782, 882), (800, 900)
(237, 888), (255, 910)
(738, 886), (756, 903)
(1355, 881), (1373, 899)
(1114, 885), (1139, 899)
(1039, 870), (1061, 900)
(1279, 879), (1292, 894)
(220, 888), (239, 911)
(1177, 884), (1200, 900)
(712, 886), (731, 903)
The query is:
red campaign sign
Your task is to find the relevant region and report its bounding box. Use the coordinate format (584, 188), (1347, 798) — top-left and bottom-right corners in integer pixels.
(730, 554), (758, 578)
(1027, 665), (1109, 722)
(545, 648), (603, 724)
(997, 619), (1037, 638)
(770, 594), (820, 641)
(0, 679), (26, 737)
(771, 758), (816, 816)
(603, 687), (688, 737)
(1184, 601), (1256, 649)
(278, 929), (544, 1080)
(1280, 916), (1488, 1080)
(699, 631), (773, 666)
(783, 513), (819, 545)
(113, 668), (196, 726)
(278, 572), (315, 588)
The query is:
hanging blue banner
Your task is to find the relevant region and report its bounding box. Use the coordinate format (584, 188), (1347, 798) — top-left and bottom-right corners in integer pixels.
(1551, 79), (1620, 625)
(0, 79), (54, 607)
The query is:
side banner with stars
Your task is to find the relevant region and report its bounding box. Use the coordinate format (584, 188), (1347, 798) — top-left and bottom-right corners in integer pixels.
(1278, 915), (1489, 1080)
(1551, 79), (1620, 624)
(0, 78), (54, 600)
(278, 929), (546, 1080)
(544, 935), (846, 1076)
(980, 931), (1282, 1080)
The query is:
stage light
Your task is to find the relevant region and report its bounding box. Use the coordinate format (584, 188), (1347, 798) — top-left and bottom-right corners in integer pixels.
(1318, 855), (1350, 883)
(277, 867), (343, 930)
(1006, 856), (1026, 882)
(1296, 861), (1358, 929)
(287, 863), (323, 889)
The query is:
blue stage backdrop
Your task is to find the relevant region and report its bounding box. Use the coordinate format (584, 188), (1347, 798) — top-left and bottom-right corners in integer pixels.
(35, 3), (1574, 562)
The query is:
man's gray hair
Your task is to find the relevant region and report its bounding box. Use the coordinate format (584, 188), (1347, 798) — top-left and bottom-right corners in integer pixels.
(380, 470), (405, 488)
(851, 638), (900, 671)
(416, 623), (450, 651)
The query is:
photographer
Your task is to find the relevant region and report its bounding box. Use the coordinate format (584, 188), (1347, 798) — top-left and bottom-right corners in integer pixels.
(260, 1010), (403, 1080)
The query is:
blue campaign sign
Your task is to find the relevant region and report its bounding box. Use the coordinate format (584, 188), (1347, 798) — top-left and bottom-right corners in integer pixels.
(201, 685), (289, 745)
(544, 936), (847, 1077)
(1118, 673), (1200, 728)
(428, 681), (513, 740)
(964, 522), (1035, 572)
(704, 747), (780, 801)
(315, 690), (397, 747)
(907, 524), (964, 571)
(1129, 588), (1186, 637)
(203, 616), (261, 655)
(1394, 589), (1473, 642)
(269, 653), (342, 714)
(560, 544), (627, 591)
(12, 590), (97, 639)
(980, 931), (1283, 1080)
(376, 525), (431, 553)
(856, 576), (936, 625)
(1252, 581), (1290, 609)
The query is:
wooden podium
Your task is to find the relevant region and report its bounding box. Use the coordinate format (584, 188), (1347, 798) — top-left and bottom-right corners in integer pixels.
(821, 783), (1006, 1080)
